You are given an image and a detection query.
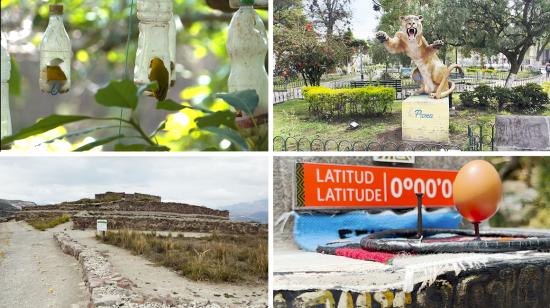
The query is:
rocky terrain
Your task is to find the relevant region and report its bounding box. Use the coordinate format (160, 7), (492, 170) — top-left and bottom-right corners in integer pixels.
(0, 199), (37, 221)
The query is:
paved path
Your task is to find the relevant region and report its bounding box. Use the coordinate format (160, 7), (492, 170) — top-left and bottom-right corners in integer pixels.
(0, 221), (88, 308)
(66, 228), (267, 307)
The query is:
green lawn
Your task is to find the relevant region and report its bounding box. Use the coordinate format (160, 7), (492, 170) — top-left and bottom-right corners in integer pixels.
(273, 94), (549, 151)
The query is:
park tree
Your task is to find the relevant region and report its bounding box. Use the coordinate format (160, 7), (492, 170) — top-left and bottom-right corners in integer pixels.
(456, 0), (550, 86)
(368, 39), (401, 75)
(535, 33), (550, 63)
(305, 0), (352, 39)
(274, 0), (306, 28)
(276, 22), (337, 86)
(275, 0), (341, 85)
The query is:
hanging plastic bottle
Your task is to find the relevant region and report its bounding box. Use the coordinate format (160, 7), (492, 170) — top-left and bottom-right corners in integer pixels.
(1, 34), (11, 139)
(169, 14), (177, 87)
(39, 4), (72, 95)
(227, 0), (268, 120)
(229, 0), (267, 9)
(134, 0), (172, 100)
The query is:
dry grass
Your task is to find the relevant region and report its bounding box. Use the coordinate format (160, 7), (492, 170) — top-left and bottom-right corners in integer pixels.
(26, 215), (71, 231)
(97, 229), (267, 284)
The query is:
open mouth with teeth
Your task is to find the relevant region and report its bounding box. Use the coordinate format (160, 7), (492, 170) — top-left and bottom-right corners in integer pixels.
(407, 28), (417, 40)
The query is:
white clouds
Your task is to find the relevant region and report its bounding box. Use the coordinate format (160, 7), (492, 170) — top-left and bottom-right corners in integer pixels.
(0, 156), (268, 208)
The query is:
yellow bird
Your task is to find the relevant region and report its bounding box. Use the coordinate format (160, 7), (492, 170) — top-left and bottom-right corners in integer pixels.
(46, 65), (67, 81)
(148, 57), (169, 101)
(46, 58), (67, 81)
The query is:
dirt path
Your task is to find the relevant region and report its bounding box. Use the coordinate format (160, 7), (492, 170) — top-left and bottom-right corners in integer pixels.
(65, 228), (267, 307)
(0, 221), (88, 308)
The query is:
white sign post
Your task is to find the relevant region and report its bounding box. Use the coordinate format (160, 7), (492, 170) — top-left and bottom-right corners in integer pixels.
(97, 219), (107, 240)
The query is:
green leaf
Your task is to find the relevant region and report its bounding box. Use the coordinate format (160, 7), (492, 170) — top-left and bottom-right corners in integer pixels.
(201, 127), (249, 151)
(40, 125), (128, 145)
(95, 79), (138, 109)
(1, 115), (90, 146)
(73, 135), (124, 151)
(156, 99), (213, 113)
(137, 81), (158, 96)
(156, 99), (186, 111)
(150, 120), (166, 137)
(8, 56), (21, 97)
(114, 144), (170, 151)
(216, 90), (259, 116)
(195, 110), (237, 130)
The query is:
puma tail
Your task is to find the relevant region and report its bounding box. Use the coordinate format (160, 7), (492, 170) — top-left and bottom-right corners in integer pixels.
(435, 64), (464, 99)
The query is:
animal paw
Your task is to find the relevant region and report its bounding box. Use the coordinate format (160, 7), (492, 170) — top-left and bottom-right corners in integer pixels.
(432, 40), (444, 49)
(375, 31), (389, 43)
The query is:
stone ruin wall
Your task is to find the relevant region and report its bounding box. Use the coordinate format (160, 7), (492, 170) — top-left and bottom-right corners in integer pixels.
(95, 192), (162, 202)
(21, 199), (229, 219)
(72, 215), (266, 235)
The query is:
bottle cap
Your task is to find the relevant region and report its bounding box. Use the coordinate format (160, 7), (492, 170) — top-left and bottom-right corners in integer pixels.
(49, 4), (64, 15)
(240, 0), (254, 6)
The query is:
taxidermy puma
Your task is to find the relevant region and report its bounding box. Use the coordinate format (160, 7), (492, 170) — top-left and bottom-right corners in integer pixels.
(376, 15), (463, 99)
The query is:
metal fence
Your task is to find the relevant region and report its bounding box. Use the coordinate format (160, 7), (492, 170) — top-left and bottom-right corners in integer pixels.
(466, 123), (496, 151)
(274, 122), (497, 152)
(273, 136), (463, 152)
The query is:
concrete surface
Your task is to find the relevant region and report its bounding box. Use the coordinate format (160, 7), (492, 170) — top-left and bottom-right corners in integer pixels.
(0, 221), (88, 308)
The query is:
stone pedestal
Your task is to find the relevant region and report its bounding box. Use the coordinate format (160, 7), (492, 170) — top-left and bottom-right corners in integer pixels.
(402, 95), (449, 143)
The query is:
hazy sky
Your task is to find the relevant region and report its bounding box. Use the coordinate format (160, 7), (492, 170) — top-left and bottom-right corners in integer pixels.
(0, 156), (268, 208)
(349, 1), (380, 40)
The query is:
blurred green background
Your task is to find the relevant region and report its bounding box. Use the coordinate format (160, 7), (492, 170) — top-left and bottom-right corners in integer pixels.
(489, 156), (550, 229)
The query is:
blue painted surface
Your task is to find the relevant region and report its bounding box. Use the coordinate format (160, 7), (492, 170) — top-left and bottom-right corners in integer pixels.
(293, 209), (463, 251)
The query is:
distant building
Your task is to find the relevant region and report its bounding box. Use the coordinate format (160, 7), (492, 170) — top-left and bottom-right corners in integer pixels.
(94, 192), (161, 202)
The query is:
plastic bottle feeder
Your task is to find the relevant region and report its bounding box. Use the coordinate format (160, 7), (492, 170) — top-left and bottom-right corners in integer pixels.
(134, 0), (172, 91)
(39, 4), (72, 95)
(227, 0), (268, 127)
(1, 33), (11, 138)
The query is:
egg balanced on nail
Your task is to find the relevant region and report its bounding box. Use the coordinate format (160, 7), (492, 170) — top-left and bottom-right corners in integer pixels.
(452, 160), (502, 224)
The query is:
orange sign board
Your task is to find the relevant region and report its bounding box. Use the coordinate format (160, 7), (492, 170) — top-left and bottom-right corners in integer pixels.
(296, 162), (458, 208)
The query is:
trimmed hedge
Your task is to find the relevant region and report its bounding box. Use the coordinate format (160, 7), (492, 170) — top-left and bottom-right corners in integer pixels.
(304, 86), (395, 118)
(459, 83), (548, 114)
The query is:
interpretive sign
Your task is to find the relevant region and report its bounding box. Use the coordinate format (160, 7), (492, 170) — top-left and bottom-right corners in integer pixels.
(295, 162), (458, 209)
(495, 115), (550, 151)
(96, 219), (107, 232)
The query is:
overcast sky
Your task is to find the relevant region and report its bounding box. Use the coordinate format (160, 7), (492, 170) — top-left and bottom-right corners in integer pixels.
(349, 1), (379, 40)
(0, 156), (268, 208)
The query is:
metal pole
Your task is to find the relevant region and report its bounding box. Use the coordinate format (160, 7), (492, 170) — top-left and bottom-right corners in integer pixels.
(416, 193), (424, 239)
(474, 222), (480, 240)
(360, 52), (364, 81)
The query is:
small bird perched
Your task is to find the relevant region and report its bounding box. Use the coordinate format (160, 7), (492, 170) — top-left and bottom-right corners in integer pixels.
(148, 57), (169, 101)
(44, 58), (68, 94)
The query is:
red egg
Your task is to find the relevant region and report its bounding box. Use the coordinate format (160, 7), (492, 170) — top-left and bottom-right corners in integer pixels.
(453, 160), (502, 223)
